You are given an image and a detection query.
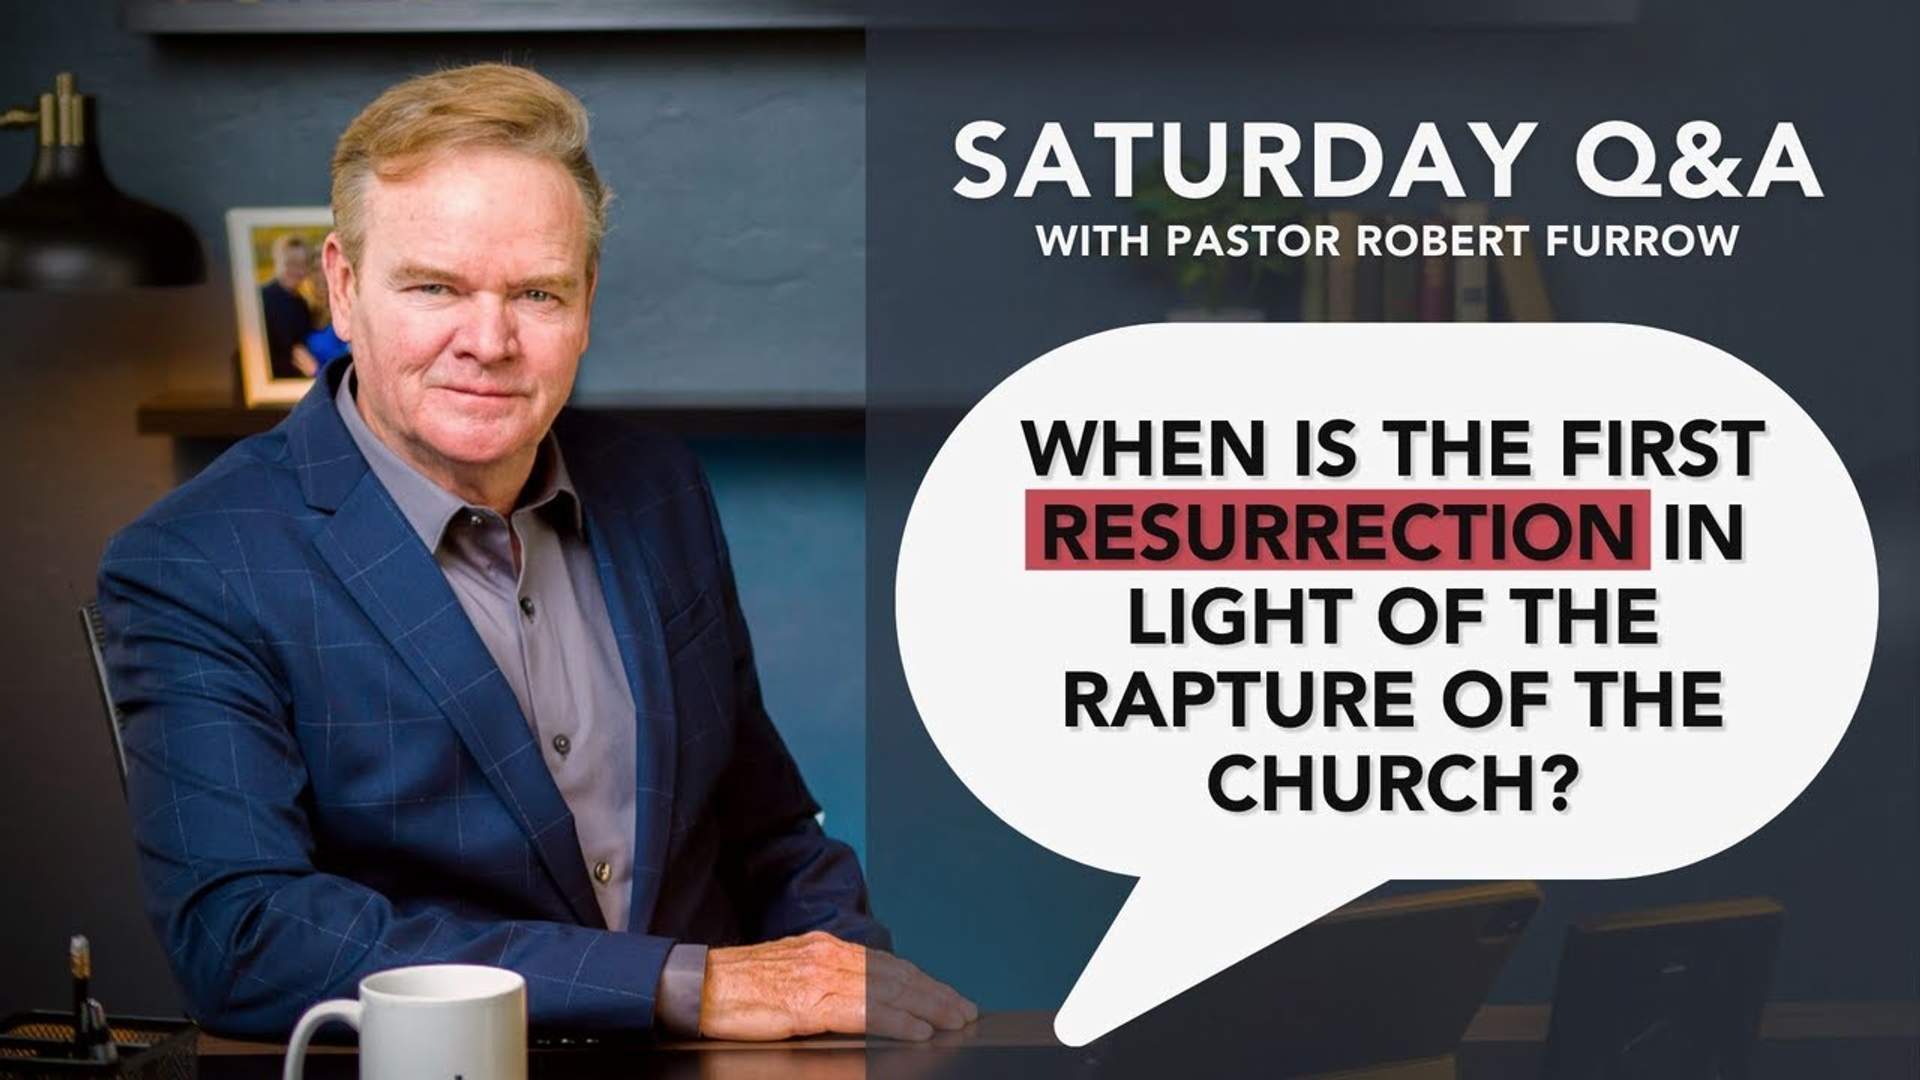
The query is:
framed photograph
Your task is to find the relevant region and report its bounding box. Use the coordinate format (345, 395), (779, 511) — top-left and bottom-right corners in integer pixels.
(226, 206), (344, 406)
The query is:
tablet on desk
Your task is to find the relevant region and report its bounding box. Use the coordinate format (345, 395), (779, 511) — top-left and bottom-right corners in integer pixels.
(1542, 896), (1783, 1080)
(1093, 880), (1543, 1079)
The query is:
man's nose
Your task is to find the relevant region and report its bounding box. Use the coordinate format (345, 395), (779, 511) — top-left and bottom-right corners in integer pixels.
(456, 293), (519, 363)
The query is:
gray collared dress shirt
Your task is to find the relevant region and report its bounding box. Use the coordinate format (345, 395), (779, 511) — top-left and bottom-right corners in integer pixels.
(336, 367), (706, 1033)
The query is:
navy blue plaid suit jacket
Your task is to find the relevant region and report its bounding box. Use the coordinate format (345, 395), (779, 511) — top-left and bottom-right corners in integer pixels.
(97, 362), (885, 1037)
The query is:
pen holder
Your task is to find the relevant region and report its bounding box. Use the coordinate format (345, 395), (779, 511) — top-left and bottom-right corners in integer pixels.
(0, 1012), (195, 1079)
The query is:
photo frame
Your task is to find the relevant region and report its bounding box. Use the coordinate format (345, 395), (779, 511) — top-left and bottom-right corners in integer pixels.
(226, 206), (341, 406)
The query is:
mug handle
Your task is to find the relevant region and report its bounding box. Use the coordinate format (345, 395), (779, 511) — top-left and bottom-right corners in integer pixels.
(282, 999), (363, 1080)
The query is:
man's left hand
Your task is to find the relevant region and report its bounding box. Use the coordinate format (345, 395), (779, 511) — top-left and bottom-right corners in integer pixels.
(697, 930), (978, 1041)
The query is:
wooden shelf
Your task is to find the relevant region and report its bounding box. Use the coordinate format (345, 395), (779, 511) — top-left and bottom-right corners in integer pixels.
(137, 389), (864, 438)
(121, 0), (1638, 34)
(121, 0), (864, 34)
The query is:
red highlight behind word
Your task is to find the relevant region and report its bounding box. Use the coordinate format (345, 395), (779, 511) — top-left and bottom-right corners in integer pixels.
(1025, 489), (1652, 570)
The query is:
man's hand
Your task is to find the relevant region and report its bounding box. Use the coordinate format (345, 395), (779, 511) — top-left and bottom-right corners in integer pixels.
(697, 930), (978, 1041)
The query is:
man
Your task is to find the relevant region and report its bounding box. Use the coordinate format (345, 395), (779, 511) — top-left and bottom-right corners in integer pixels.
(260, 234), (316, 378)
(98, 64), (972, 1042)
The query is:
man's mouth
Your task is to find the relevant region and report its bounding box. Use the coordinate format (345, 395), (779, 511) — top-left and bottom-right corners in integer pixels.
(437, 385), (521, 398)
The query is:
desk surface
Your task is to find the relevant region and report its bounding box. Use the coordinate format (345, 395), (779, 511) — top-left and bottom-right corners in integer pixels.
(198, 1003), (1919, 1079)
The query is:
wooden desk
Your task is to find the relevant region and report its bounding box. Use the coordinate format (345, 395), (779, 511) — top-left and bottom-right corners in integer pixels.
(197, 1003), (1919, 1079)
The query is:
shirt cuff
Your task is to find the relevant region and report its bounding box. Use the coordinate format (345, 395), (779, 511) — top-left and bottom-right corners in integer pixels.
(654, 943), (708, 1037)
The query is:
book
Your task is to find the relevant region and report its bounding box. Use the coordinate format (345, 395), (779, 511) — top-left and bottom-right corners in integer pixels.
(1325, 209), (1362, 321)
(1381, 215), (1420, 322)
(1492, 215), (1554, 321)
(1449, 201), (1490, 322)
(1417, 224), (1452, 321)
(1299, 212), (1327, 321)
(1353, 215), (1385, 320)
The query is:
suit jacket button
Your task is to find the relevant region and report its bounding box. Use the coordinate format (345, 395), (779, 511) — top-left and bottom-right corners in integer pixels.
(593, 860), (612, 884)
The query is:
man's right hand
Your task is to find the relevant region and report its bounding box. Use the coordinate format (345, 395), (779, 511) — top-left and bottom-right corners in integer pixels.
(697, 931), (977, 1041)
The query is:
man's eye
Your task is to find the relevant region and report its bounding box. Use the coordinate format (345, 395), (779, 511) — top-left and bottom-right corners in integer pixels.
(523, 289), (556, 303)
(411, 283), (451, 296)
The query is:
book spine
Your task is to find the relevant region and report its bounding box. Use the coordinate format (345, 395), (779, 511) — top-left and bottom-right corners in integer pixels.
(1326, 210), (1361, 321)
(1381, 215), (1420, 322)
(1450, 202), (1490, 322)
(1353, 214), (1385, 321)
(1418, 220), (1452, 322)
(1299, 212), (1327, 321)
(1493, 215), (1555, 321)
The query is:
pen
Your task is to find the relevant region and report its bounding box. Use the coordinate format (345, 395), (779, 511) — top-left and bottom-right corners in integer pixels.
(69, 935), (89, 1058)
(88, 1000), (119, 1065)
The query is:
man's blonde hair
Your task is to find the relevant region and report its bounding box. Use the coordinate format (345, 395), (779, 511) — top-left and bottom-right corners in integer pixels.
(329, 63), (611, 268)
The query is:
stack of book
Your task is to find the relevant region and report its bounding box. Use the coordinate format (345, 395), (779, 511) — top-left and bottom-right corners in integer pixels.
(1298, 203), (1554, 323)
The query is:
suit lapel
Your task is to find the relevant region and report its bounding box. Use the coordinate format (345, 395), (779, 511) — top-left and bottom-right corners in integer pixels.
(291, 368), (606, 929)
(563, 424), (680, 933)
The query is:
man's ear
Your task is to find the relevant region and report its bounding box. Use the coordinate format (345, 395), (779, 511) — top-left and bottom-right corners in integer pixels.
(321, 231), (356, 343)
(579, 259), (599, 354)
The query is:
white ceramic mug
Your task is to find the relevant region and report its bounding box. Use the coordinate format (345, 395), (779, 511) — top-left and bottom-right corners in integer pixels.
(282, 964), (527, 1080)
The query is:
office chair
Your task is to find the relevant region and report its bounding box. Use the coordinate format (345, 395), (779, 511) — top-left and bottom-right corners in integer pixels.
(79, 600), (129, 795)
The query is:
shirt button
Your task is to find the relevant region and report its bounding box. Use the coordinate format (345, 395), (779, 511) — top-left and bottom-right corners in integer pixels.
(551, 733), (571, 756)
(519, 596), (536, 620)
(593, 861), (612, 884)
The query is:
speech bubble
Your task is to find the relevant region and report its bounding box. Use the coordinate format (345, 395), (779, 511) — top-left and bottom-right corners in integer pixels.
(893, 323), (1877, 1047)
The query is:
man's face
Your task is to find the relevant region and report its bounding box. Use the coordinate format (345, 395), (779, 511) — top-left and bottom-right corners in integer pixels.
(323, 146), (595, 477)
(278, 247), (310, 289)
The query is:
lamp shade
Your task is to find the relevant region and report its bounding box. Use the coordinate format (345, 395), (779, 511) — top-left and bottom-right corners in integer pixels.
(0, 74), (205, 289)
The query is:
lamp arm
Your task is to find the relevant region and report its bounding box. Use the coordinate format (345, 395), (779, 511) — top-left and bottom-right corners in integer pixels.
(5, 76), (76, 146)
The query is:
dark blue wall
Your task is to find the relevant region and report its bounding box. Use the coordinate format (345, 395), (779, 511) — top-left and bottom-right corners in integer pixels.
(697, 435), (866, 860)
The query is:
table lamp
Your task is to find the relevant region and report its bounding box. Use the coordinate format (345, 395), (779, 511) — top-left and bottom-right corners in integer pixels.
(0, 72), (205, 289)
